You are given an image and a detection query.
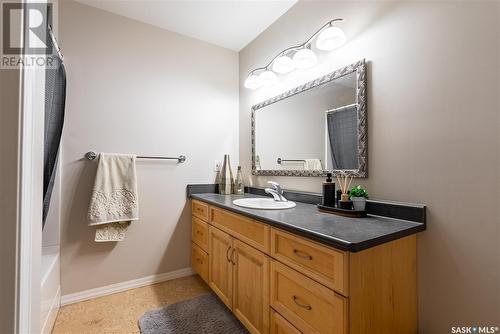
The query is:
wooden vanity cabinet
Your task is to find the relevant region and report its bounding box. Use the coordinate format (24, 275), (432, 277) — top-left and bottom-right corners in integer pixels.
(191, 201), (210, 284)
(232, 238), (270, 334)
(208, 226), (233, 308)
(192, 200), (417, 334)
(207, 221), (270, 334)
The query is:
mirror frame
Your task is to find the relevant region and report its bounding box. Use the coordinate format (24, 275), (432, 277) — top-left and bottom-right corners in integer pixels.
(251, 59), (367, 177)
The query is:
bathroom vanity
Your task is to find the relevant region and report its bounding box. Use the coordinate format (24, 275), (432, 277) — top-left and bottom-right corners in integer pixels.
(187, 57), (426, 334)
(189, 188), (425, 334)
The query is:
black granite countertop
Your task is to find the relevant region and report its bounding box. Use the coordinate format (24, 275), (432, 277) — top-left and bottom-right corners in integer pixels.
(190, 192), (426, 252)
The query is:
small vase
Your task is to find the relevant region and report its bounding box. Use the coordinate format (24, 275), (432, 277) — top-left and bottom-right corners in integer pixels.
(219, 154), (234, 195)
(351, 197), (366, 211)
(235, 166), (244, 195)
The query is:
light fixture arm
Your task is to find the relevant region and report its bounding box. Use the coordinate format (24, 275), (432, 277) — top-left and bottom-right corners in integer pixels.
(247, 18), (343, 76)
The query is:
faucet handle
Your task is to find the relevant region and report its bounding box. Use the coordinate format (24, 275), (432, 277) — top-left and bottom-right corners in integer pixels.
(267, 181), (282, 193)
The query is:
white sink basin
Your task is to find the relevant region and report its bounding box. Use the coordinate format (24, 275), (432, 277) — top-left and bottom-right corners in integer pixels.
(232, 198), (296, 210)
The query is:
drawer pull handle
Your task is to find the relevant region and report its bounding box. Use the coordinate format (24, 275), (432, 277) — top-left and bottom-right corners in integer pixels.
(226, 246), (232, 263)
(293, 296), (312, 310)
(293, 249), (312, 260)
(231, 249), (237, 266)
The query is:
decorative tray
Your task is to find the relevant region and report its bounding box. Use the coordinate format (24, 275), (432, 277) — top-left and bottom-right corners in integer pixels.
(317, 204), (367, 218)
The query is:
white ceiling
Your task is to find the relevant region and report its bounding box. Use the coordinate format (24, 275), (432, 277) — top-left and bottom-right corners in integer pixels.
(76, 0), (297, 51)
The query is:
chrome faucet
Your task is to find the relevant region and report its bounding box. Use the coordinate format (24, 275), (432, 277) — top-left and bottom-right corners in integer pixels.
(265, 181), (288, 202)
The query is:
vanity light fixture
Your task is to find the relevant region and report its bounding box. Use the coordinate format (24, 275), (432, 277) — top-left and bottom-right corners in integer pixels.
(244, 74), (262, 90)
(292, 48), (317, 69)
(272, 55), (295, 74)
(316, 26), (346, 51)
(244, 19), (345, 90)
(259, 70), (278, 86)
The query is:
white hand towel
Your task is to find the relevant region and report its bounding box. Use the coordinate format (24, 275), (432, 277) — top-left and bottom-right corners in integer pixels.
(88, 153), (139, 242)
(280, 161), (305, 170)
(304, 159), (323, 171)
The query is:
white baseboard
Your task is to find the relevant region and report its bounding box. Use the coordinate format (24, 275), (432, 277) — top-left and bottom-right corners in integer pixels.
(61, 267), (195, 306)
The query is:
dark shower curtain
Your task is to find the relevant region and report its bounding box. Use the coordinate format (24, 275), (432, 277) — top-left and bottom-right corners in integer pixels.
(327, 106), (358, 170)
(42, 30), (66, 228)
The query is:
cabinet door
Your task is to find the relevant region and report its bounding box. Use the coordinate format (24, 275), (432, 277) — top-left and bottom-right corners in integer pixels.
(232, 239), (270, 334)
(208, 226), (233, 309)
(270, 310), (302, 334)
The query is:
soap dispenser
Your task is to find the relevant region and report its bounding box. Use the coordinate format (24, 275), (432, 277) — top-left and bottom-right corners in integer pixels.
(322, 173), (335, 207)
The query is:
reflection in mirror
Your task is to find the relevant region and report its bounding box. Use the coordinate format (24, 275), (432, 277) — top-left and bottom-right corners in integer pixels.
(325, 102), (358, 170)
(252, 60), (366, 177)
(255, 72), (356, 171)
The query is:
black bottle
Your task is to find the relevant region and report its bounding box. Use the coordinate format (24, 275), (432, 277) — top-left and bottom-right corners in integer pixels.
(322, 173), (335, 207)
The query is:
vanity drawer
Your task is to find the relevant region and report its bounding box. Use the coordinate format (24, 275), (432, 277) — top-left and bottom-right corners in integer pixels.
(210, 207), (270, 253)
(192, 200), (209, 221)
(270, 261), (347, 334)
(270, 309), (302, 334)
(271, 228), (348, 296)
(192, 216), (209, 252)
(191, 242), (208, 283)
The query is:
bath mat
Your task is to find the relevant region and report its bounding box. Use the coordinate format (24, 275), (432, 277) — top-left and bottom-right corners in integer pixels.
(138, 293), (249, 334)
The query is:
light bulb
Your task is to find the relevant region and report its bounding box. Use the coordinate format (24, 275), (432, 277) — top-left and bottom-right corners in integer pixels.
(244, 74), (262, 90)
(292, 49), (317, 69)
(316, 26), (346, 51)
(272, 55), (295, 74)
(259, 70), (277, 86)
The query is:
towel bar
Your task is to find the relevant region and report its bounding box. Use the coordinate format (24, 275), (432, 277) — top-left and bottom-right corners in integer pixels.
(85, 151), (186, 163)
(277, 157), (322, 164)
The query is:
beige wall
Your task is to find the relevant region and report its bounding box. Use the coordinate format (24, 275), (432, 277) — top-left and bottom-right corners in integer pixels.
(239, 1), (499, 332)
(59, 1), (239, 295)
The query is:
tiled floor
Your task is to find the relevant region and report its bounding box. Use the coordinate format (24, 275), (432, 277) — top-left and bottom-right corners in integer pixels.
(52, 275), (210, 334)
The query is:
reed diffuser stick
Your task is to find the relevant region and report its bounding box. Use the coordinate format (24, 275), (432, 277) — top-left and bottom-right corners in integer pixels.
(336, 175), (344, 192)
(335, 172), (353, 195)
(346, 176), (353, 194)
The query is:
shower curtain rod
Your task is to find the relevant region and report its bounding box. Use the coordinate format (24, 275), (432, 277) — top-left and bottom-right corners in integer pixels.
(325, 103), (357, 113)
(48, 25), (63, 61)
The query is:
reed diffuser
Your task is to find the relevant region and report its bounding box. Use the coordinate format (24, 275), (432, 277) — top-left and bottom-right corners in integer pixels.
(336, 172), (353, 209)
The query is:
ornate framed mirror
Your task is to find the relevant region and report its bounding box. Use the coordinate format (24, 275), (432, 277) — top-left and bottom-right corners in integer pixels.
(251, 59), (367, 177)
